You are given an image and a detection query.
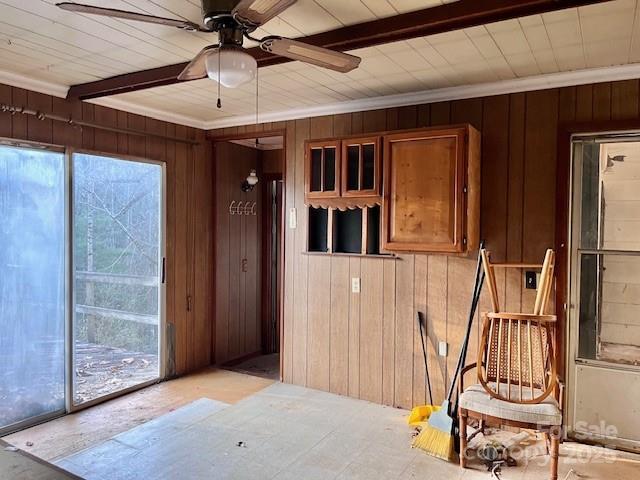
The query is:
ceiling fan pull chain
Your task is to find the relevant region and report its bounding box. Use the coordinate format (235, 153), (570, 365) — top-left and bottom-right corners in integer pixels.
(217, 47), (222, 109)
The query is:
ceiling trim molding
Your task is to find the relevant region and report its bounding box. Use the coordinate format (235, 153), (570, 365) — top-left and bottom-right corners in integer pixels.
(88, 96), (210, 130)
(202, 63), (640, 130)
(0, 70), (69, 98)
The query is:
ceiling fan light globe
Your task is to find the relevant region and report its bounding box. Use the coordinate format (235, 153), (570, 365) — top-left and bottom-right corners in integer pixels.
(205, 48), (257, 88)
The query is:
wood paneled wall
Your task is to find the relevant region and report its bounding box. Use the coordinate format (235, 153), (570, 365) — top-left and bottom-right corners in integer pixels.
(0, 83), (214, 377)
(213, 142), (263, 364)
(211, 79), (640, 410)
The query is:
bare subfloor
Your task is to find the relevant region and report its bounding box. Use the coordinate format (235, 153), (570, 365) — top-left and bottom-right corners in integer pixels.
(2, 368), (273, 462)
(55, 383), (640, 480)
(223, 353), (280, 380)
(4, 370), (640, 479)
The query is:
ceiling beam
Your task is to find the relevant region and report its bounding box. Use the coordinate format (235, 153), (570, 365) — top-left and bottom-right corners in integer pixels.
(67, 0), (611, 100)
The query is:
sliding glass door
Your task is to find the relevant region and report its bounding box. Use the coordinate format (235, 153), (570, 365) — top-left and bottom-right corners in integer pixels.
(0, 144), (66, 432)
(72, 153), (163, 406)
(0, 144), (164, 433)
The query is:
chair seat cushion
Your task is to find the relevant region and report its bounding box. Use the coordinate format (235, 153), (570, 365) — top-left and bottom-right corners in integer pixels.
(459, 383), (562, 426)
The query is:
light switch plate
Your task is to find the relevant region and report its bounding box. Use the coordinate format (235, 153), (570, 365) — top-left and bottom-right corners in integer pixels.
(438, 341), (448, 357)
(351, 277), (360, 293)
(289, 208), (297, 229)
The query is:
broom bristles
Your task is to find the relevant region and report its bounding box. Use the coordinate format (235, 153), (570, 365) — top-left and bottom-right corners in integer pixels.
(412, 423), (455, 462)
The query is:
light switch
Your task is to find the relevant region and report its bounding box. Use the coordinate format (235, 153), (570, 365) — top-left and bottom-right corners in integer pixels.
(438, 341), (448, 357)
(289, 208), (297, 229)
(351, 277), (360, 293)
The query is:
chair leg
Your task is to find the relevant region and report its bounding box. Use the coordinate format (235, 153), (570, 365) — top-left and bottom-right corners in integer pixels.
(459, 409), (468, 469)
(549, 432), (560, 480)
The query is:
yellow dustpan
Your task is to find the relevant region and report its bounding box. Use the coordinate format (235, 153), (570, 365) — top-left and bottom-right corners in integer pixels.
(407, 404), (441, 427)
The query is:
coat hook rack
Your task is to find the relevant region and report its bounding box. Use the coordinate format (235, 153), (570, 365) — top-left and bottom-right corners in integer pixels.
(229, 200), (257, 216)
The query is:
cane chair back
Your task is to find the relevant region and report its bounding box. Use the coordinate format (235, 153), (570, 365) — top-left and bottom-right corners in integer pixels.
(477, 249), (557, 404)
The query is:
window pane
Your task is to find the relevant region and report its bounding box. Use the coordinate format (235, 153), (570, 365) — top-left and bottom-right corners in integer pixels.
(578, 253), (640, 366)
(310, 149), (322, 192)
(579, 143), (600, 250)
(362, 143), (375, 190)
(73, 154), (162, 405)
(346, 145), (360, 191)
(599, 142), (640, 251)
(0, 145), (65, 430)
(323, 147), (336, 191)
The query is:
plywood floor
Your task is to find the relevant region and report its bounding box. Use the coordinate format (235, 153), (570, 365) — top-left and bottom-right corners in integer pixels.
(54, 383), (640, 480)
(2, 368), (273, 462)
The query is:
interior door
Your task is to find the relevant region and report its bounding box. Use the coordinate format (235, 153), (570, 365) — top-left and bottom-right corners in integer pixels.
(568, 136), (640, 451)
(0, 144), (66, 434)
(71, 152), (164, 407)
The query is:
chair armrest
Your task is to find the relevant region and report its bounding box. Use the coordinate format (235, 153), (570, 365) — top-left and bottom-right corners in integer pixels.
(487, 312), (557, 323)
(459, 363), (477, 395)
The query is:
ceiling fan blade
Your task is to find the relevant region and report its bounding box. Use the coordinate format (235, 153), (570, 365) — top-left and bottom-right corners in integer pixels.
(56, 2), (211, 32)
(261, 37), (361, 73)
(178, 46), (218, 81)
(232, 0), (297, 26)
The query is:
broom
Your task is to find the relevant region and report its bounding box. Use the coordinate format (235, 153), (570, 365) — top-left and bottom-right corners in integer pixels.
(412, 242), (485, 461)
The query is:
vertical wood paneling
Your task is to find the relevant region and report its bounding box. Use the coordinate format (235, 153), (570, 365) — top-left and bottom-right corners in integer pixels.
(213, 142), (261, 364)
(26, 91), (52, 144)
(348, 257), (361, 397)
(412, 255), (428, 407)
(394, 254), (414, 408)
(505, 93), (526, 313)
(592, 83), (612, 121)
(307, 255), (332, 391)
(292, 118), (310, 385)
(359, 258), (384, 403)
(522, 89), (559, 311)
(381, 258), (396, 406)
(282, 120), (296, 383)
(611, 80), (639, 120)
(11, 88), (27, 139)
(0, 83), (11, 138)
(210, 78), (640, 410)
(330, 256), (350, 395)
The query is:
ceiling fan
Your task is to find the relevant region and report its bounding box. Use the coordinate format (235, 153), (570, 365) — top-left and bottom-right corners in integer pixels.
(56, 0), (362, 89)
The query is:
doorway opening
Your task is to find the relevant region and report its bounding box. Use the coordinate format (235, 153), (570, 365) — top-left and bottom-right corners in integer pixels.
(214, 135), (284, 381)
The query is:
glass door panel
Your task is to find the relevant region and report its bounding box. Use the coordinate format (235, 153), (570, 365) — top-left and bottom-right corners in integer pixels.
(72, 153), (162, 406)
(0, 144), (65, 432)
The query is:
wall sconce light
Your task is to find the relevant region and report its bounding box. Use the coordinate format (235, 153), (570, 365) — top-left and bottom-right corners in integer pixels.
(241, 169), (259, 192)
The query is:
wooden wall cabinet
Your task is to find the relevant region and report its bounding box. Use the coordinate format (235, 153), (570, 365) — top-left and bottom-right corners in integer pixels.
(382, 125), (480, 254)
(305, 140), (341, 199)
(341, 136), (381, 198)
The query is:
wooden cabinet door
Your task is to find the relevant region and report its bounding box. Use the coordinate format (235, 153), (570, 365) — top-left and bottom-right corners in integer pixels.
(341, 136), (381, 197)
(305, 140), (341, 199)
(382, 127), (467, 253)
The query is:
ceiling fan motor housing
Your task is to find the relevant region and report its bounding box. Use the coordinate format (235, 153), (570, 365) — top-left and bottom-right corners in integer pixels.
(202, 0), (242, 26)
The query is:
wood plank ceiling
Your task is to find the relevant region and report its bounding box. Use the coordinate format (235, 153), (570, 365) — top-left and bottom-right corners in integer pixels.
(1, 0), (638, 126)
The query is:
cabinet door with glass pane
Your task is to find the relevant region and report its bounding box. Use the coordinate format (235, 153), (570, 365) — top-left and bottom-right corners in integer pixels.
(305, 140), (341, 199)
(341, 136), (381, 198)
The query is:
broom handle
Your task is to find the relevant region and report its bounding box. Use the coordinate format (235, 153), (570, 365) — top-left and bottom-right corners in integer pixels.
(446, 241), (485, 404)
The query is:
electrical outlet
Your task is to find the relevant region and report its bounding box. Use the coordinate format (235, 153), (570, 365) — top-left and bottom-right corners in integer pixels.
(438, 341), (448, 357)
(351, 277), (360, 293)
(289, 208), (297, 229)
(525, 271), (538, 290)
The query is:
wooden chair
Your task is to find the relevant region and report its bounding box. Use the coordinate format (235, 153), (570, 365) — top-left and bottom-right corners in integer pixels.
(458, 249), (564, 480)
